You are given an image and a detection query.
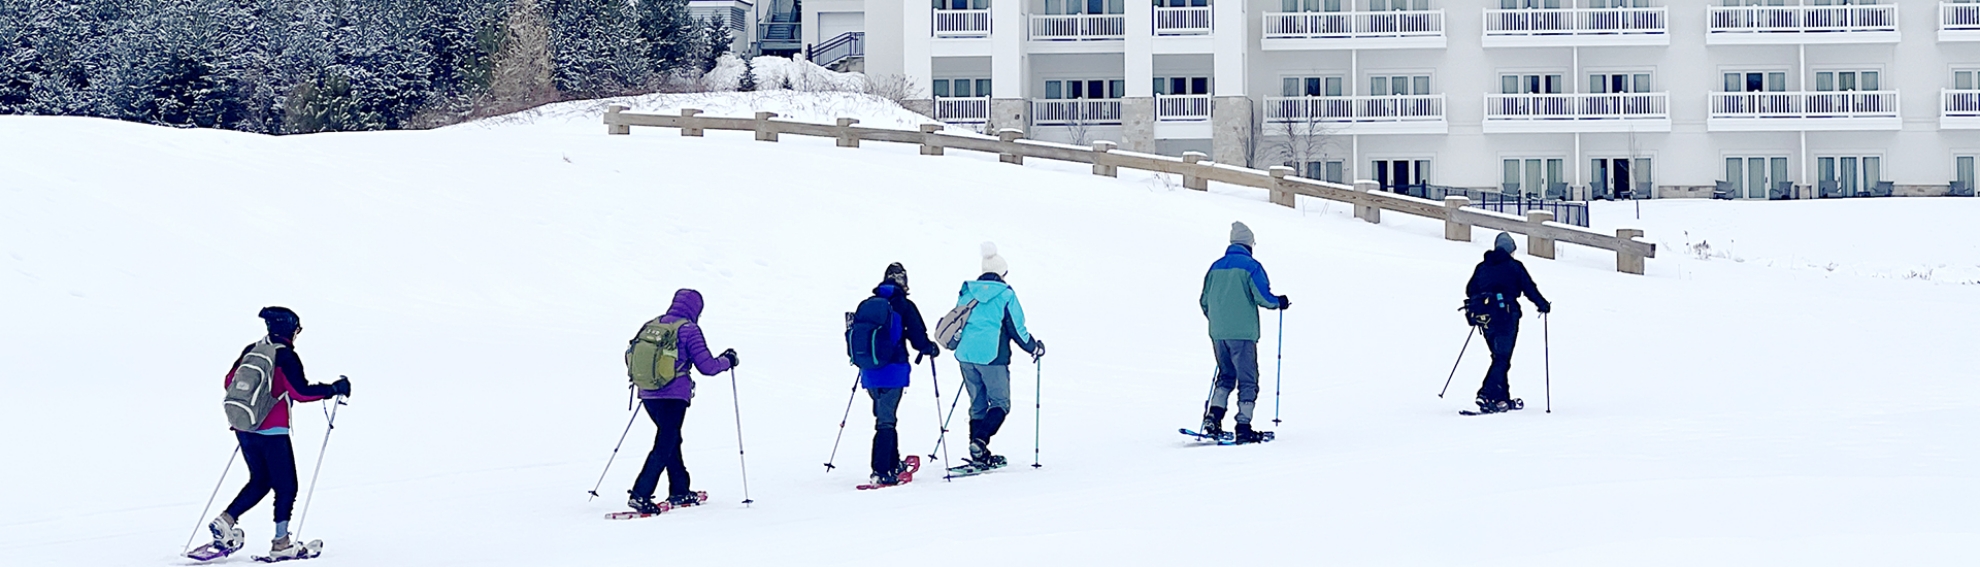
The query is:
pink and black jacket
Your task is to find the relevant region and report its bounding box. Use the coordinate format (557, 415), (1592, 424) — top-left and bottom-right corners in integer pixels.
(223, 339), (335, 433)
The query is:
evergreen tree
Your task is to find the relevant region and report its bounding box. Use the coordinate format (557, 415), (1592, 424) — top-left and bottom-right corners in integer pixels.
(549, 0), (648, 98)
(700, 15), (730, 73)
(738, 55), (756, 92)
(635, 0), (695, 75)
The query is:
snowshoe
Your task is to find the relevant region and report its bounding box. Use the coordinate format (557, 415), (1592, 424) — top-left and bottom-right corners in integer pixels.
(858, 455), (921, 490)
(253, 537), (322, 563)
(606, 491), (709, 519)
(1234, 424), (1271, 445)
(1200, 406), (1227, 439)
(666, 492), (705, 507)
(627, 495), (667, 515)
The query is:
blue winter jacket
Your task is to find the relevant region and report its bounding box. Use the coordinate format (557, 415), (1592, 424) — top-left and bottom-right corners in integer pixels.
(952, 274), (1037, 366)
(859, 283), (936, 389)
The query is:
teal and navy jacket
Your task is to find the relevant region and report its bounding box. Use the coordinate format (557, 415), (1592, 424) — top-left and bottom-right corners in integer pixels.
(952, 274), (1038, 366)
(1200, 244), (1282, 341)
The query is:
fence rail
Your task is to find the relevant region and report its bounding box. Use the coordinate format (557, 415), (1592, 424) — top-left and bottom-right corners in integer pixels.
(1156, 94), (1211, 121)
(1030, 14), (1126, 40)
(602, 106), (1655, 274)
(1707, 5), (1897, 34)
(1709, 91), (1899, 119)
(1264, 94), (1446, 123)
(806, 32), (863, 69)
(1263, 10), (1443, 39)
(1949, 2), (1980, 31)
(1483, 7), (1666, 36)
(1154, 7), (1212, 35)
(934, 9), (992, 37)
(934, 97), (992, 124)
(1485, 93), (1669, 121)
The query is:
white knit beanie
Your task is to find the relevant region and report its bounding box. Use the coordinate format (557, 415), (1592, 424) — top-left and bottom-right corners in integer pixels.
(980, 242), (1009, 276)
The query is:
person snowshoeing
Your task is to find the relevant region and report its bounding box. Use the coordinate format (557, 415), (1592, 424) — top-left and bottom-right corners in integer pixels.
(1464, 232), (1551, 414)
(623, 289), (738, 514)
(951, 243), (1043, 468)
(1198, 222), (1288, 444)
(857, 263), (941, 486)
(206, 307), (350, 561)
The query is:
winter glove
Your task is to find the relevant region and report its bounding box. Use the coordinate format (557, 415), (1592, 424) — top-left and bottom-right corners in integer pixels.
(720, 348), (740, 368)
(1536, 300), (1552, 314)
(1029, 339), (1047, 359)
(1276, 295), (1291, 310)
(331, 376), (352, 398)
(917, 346), (940, 360)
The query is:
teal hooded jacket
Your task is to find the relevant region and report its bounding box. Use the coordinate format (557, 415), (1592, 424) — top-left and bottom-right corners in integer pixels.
(952, 274), (1037, 366)
(1200, 244), (1282, 341)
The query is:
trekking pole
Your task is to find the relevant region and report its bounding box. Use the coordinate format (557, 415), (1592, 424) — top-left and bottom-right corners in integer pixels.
(1031, 359), (1042, 469)
(1437, 328), (1477, 398)
(728, 369), (755, 506)
(822, 371), (860, 472)
(179, 447), (240, 554)
(1273, 309), (1285, 426)
(929, 365), (965, 462)
(586, 390), (645, 501)
(1544, 314), (1552, 414)
(928, 361), (952, 479)
(292, 394), (346, 541)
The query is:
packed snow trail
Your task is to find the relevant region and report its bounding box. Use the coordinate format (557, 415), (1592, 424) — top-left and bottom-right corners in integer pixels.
(2, 95), (1977, 566)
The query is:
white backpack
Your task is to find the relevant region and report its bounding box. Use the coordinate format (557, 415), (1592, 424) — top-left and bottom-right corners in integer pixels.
(222, 340), (284, 431)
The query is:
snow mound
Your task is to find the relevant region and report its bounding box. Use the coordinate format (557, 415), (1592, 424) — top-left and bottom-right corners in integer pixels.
(465, 90), (943, 132)
(703, 54), (867, 93)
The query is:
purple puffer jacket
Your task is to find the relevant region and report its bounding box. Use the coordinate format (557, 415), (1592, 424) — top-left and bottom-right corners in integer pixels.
(637, 289), (733, 401)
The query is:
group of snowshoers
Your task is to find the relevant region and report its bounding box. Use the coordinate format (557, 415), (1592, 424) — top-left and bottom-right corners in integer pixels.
(197, 221), (1551, 557)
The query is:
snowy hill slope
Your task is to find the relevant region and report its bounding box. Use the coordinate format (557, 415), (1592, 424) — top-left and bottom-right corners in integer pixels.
(2, 95), (1977, 566)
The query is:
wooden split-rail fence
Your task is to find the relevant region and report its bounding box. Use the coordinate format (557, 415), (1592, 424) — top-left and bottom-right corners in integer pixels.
(603, 105), (1656, 274)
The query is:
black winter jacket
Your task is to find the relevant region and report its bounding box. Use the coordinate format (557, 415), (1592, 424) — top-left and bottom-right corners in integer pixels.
(1465, 249), (1551, 319)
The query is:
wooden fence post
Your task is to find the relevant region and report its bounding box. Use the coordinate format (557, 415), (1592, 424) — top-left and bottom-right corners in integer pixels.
(1091, 141), (1118, 177)
(1353, 180), (1382, 224)
(1616, 228), (1647, 274)
(754, 111), (780, 142)
(919, 124), (945, 155)
(1443, 196), (1471, 241)
(836, 118), (860, 148)
(1267, 166), (1296, 208)
(1181, 152), (1209, 190)
(606, 105), (630, 135)
(997, 129), (1025, 164)
(1526, 211), (1556, 259)
(680, 109), (703, 137)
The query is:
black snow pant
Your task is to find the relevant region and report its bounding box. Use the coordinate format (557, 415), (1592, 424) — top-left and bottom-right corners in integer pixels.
(224, 430), (299, 523)
(868, 387), (903, 476)
(1477, 319), (1521, 403)
(630, 398), (691, 500)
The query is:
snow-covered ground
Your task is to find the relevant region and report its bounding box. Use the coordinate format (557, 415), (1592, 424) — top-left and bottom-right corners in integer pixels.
(2, 95), (1975, 566)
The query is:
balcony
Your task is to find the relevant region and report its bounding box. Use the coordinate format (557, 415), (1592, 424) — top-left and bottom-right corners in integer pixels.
(1482, 7), (1668, 47)
(1154, 7), (1212, 36)
(934, 9), (992, 38)
(1032, 99), (1124, 126)
(934, 97), (992, 125)
(1707, 91), (1900, 131)
(1943, 2), (1980, 41)
(1261, 10), (1446, 50)
(1706, 5), (1898, 44)
(1155, 94), (1212, 139)
(1482, 93), (1671, 133)
(1030, 14), (1125, 41)
(1262, 94), (1447, 135)
(1942, 90), (1980, 129)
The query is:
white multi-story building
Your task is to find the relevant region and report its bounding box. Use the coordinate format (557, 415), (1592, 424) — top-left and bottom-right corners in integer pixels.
(808, 0), (1980, 199)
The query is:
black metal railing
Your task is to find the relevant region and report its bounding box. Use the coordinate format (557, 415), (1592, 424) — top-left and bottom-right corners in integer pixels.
(1383, 183), (1590, 228)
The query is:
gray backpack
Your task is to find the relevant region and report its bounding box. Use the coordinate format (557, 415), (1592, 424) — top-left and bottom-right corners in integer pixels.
(933, 298), (978, 351)
(223, 340), (284, 431)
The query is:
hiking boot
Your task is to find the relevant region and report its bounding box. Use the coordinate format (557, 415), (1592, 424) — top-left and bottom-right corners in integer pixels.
(1506, 398), (1526, 411)
(869, 471), (900, 486)
(627, 494), (666, 515)
(266, 537), (307, 561)
(666, 492), (703, 507)
(207, 514), (243, 552)
(968, 438), (990, 463)
(1234, 423), (1269, 444)
(1201, 406), (1228, 438)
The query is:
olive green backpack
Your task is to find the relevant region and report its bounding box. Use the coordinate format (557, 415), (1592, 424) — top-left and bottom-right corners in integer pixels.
(627, 318), (688, 390)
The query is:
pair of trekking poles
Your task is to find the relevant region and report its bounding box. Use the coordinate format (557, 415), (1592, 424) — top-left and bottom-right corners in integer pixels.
(181, 389), (349, 556)
(586, 370), (757, 506)
(1438, 314), (1553, 413)
(821, 353), (1049, 479)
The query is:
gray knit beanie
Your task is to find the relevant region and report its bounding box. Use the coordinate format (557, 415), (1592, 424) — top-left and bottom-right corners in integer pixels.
(1495, 232), (1517, 253)
(1230, 221), (1256, 248)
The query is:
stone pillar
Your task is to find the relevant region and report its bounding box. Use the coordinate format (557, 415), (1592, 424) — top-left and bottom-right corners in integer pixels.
(1212, 96), (1254, 166)
(990, 99), (1029, 134)
(606, 105), (630, 135)
(997, 129), (1025, 165)
(754, 112), (779, 142)
(919, 124), (946, 156)
(680, 109), (704, 137)
(1121, 97), (1156, 153)
(1617, 228), (1647, 275)
(1092, 141), (1119, 177)
(1268, 166), (1297, 208)
(1182, 152), (1209, 190)
(1526, 211), (1556, 259)
(1353, 180), (1382, 224)
(1443, 196), (1472, 242)
(836, 118), (861, 148)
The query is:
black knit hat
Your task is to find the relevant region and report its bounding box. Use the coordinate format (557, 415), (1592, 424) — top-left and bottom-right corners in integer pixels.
(258, 306), (300, 338)
(884, 262), (908, 291)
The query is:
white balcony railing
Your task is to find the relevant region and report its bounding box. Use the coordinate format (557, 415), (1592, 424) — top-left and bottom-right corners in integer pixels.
(934, 9), (992, 37)
(1946, 2), (1980, 32)
(1156, 94), (1212, 121)
(1707, 5), (1897, 35)
(1262, 10), (1444, 39)
(1032, 99), (1124, 125)
(1263, 94), (1446, 123)
(1483, 7), (1666, 36)
(1710, 91), (1899, 120)
(1154, 7), (1213, 35)
(1030, 14), (1126, 40)
(1484, 93), (1669, 121)
(1944, 89), (1980, 118)
(934, 97), (992, 124)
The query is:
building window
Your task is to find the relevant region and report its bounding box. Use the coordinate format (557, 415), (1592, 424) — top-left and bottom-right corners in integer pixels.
(1281, 0), (1342, 11)
(1375, 75), (1431, 96)
(1818, 156), (1883, 197)
(1815, 70), (1879, 92)
(1369, 0), (1430, 10)
(1044, 0), (1124, 15)
(1723, 71), (1788, 93)
(1589, 72), (1653, 94)
(1592, 158), (1653, 200)
(1155, 77), (1211, 95)
(1723, 157), (1788, 199)
(1500, 0), (1561, 8)
(1044, 79), (1124, 99)
(934, 0), (991, 8)
(1373, 159), (1431, 191)
(1502, 158), (1563, 198)
(1300, 160), (1345, 183)
(1956, 156), (1975, 195)
(933, 78), (992, 98)
(1157, 0), (1209, 7)
(1281, 76), (1344, 97)
(1501, 73), (1562, 95)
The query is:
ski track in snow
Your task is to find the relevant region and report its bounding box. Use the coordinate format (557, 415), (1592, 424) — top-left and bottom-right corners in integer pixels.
(0, 95), (1976, 566)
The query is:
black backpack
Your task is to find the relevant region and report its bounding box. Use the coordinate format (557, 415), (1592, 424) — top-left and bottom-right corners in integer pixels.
(1463, 292), (1513, 330)
(845, 295), (902, 369)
